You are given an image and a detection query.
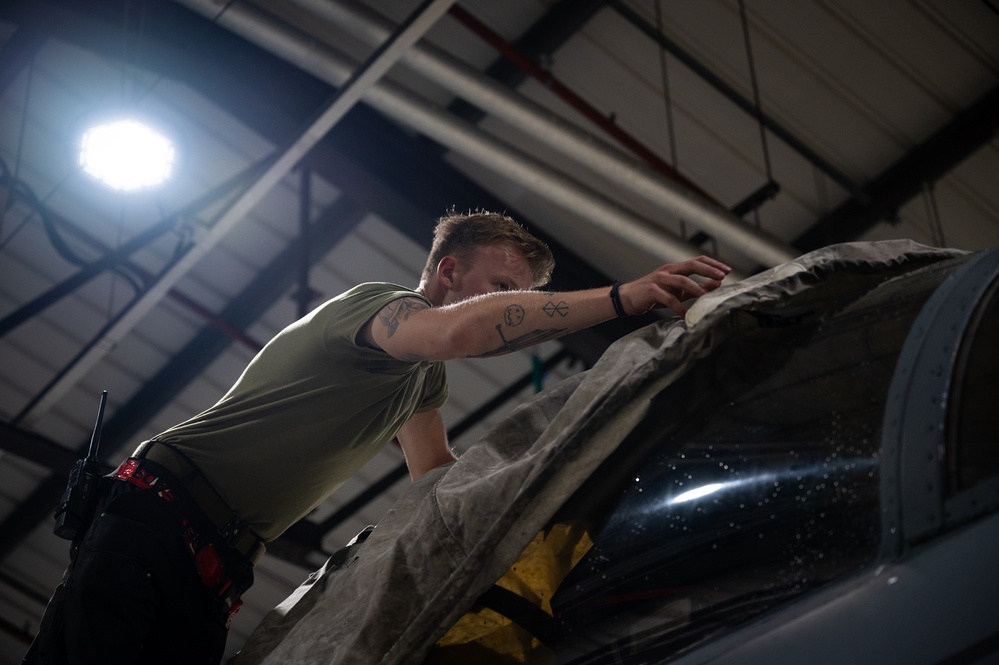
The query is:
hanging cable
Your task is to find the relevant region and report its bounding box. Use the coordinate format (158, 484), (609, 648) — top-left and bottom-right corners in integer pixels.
(11, 243), (190, 426)
(117, 0), (152, 102)
(0, 155), (273, 339)
(921, 182), (946, 247)
(291, 167), (321, 317)
(11, 50), (32, 205)
(654, 0), (680, 170)
(3, 1), (160, 280)
(0, 155), (144, 294)
(738, 0), (775, 184)
(447, 3), (717, 202)
(110, 0), (164, 107)
(106, 203), (128, 322)
(813, 165), (831, 245)
(210, 0), (241, 23)
(1, 49), (35, 243)
(813, 166), (828, 214)
(0, 161), (30, 251)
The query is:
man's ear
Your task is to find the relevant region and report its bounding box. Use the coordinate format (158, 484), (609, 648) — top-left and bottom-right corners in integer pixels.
(437, 255), (459, 290)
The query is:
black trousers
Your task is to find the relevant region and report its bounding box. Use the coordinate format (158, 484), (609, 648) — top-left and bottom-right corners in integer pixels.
(23, 481), (236, 665)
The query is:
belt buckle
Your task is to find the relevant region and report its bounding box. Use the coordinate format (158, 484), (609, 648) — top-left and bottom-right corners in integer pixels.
(219, 515), (244, 544)
(220, 515), (259, 558)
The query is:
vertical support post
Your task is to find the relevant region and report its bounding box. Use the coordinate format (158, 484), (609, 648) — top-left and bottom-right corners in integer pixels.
(291, 167), (320, 317)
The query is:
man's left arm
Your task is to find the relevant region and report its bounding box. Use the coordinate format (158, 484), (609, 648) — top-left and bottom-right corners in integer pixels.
(396, 408), (457, 481)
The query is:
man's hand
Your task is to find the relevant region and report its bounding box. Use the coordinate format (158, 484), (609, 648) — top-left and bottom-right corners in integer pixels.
(618, 256), (731, 316)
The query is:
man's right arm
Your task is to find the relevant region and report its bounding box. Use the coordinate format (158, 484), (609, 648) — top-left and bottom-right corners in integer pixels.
(361, 256), (731, 362)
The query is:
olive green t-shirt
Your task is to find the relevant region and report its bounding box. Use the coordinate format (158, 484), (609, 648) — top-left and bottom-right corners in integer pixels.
(150, 283), (447, 541)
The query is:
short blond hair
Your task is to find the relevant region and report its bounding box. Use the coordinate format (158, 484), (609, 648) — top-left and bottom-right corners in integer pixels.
(421, 210), (554, 288)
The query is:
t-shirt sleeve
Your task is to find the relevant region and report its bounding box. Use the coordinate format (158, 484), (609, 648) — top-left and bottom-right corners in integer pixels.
(330, 283), (432, 349)
(321, 284), (449, 412)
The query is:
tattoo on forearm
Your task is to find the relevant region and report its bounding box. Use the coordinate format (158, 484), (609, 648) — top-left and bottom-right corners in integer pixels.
(474, 324), (568, 358)
(504, 304), (525, 326)
(542, 300), (569, 317)
(377, 298), (429, 338)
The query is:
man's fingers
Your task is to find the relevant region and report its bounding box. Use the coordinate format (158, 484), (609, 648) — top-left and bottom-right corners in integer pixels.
(688, 255), (732, 274)
(700, 278), (724, 292)
(688, 261), (729, 280)
(648, 283), (686, 314)
(630, 257), (731, 315)
(668, 256), (731, 280)
(697, 256), (732, 273)
(664, 274), (708, 297)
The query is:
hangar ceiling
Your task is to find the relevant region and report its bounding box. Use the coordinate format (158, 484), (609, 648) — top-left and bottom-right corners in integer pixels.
(0, 0), (996, 660)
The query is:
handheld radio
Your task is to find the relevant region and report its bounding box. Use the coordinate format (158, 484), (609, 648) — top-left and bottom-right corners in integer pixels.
(53, 391), (108, 540)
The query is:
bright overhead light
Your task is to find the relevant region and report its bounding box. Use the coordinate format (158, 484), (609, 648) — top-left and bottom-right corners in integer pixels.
(80, 119), (175, 191)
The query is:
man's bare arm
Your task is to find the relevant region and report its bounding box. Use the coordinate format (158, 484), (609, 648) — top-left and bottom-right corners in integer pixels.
(396, 408), (456, 481)
(362, 256), (731, 362)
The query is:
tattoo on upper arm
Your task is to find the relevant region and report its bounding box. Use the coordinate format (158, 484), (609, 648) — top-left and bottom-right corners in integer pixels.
(377, 298), (429, 338)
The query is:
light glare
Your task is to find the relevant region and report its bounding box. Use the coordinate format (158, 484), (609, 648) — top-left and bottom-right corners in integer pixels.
(80, 120), (174, 191)
(671, 483), (726, 504)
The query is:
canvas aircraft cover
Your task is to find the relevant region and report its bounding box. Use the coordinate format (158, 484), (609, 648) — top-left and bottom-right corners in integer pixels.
(230, 240), (964, 665)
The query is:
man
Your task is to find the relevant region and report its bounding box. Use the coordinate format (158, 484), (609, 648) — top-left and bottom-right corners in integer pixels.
(24, 210), (731, 665)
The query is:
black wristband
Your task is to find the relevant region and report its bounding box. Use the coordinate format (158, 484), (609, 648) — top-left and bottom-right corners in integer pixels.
(610, 281), (627, 318)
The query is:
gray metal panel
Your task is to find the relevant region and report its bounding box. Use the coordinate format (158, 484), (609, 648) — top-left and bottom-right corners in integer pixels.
(881, 248), (999, 545)
(667, 511), (999, 665)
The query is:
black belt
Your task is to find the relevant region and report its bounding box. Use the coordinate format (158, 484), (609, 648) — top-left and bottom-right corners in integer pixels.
(129, 440), (266, 566)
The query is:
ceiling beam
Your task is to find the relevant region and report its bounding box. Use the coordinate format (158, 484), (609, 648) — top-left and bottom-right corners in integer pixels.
(0, 421), (80, 472)
(794, 85), (999, 251)
(444, 0), (606, 124)
(0, 197), (368, 562)
(607, 0), (865, 204)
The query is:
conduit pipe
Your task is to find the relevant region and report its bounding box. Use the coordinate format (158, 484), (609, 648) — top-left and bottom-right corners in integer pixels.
(448, 3), (715, 202)
(16, 0), (454, 426)
(284, 0), (798, 268)
(176, 0), (724, 271)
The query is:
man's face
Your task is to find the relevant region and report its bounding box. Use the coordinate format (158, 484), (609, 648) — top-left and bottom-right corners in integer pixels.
(443, 243), (533, 305)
